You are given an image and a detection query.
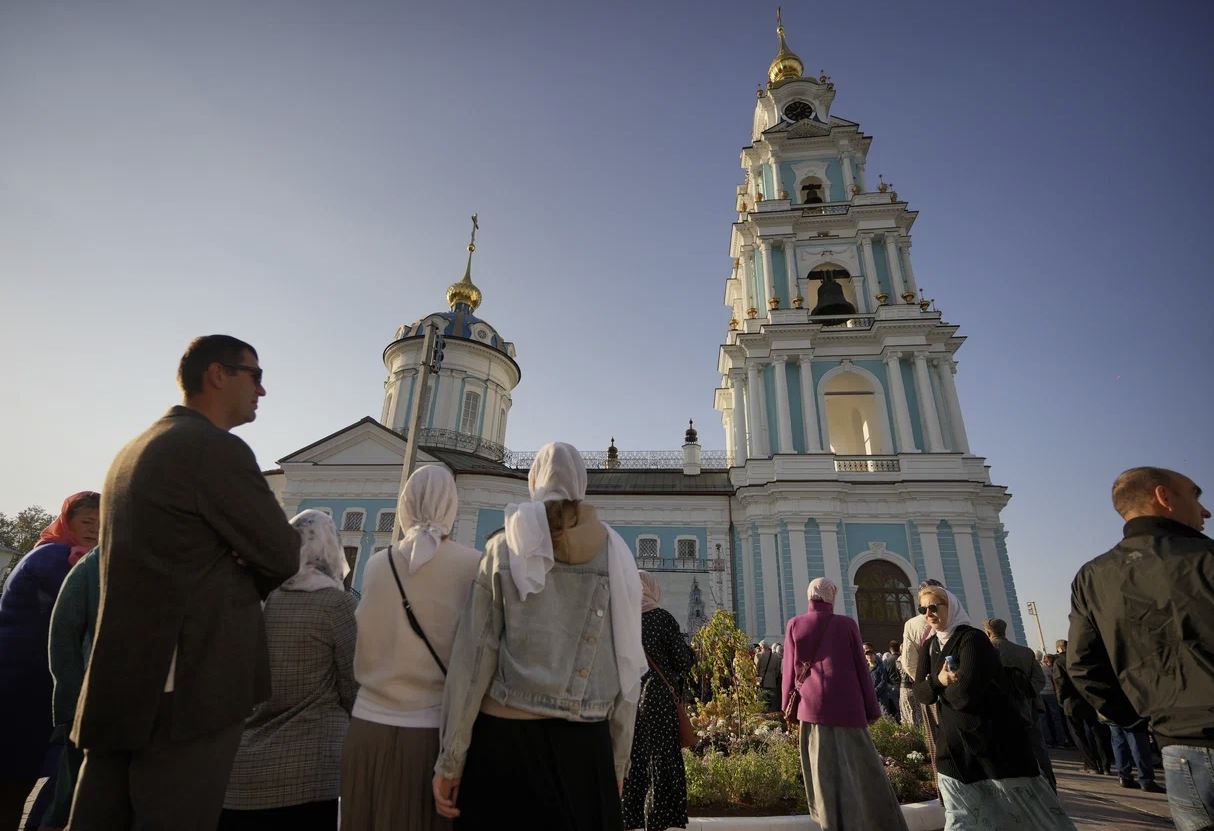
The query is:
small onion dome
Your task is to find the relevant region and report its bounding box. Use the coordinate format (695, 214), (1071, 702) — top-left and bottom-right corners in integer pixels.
(684, 419), (699, 444)
(446, 243), (483, 313)
(607, 437), (619, 460)
(768, 8), (804, 86)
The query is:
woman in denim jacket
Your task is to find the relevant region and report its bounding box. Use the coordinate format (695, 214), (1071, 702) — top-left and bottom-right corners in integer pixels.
(432, 442), (645, 830)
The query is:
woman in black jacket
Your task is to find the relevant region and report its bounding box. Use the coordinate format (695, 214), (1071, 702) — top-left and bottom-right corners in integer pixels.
(913, 584), (1074, 829)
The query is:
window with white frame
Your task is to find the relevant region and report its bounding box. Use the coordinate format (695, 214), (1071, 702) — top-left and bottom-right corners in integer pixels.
(460, 390), (481, 435)
(677, 537), (698, 562)
(376, 511), (396, 533)
(636, 536), (659, 567)
(342, 510), (365, 532)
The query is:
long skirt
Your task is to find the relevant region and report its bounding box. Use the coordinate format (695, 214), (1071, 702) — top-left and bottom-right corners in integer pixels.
(340, 718), (449, 831)
(622, 674), (687, 831)
(937, 773), (1075, 830)
(456, 714), (621, 831)
(899, 686), (921, 727)
(798, 722), (909, 831)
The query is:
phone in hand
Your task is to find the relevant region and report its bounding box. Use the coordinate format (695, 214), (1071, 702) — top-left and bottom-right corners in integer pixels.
(944, 655), (958, 672)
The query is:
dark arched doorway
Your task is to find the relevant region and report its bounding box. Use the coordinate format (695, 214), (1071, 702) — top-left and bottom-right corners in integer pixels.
(854, 560), (915, 649)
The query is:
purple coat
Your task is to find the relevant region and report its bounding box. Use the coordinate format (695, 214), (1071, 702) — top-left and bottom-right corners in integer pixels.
(781, 599), (881, 728)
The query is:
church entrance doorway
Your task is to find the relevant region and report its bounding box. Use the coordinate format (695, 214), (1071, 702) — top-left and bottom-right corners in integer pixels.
(854, 560), (915, 651)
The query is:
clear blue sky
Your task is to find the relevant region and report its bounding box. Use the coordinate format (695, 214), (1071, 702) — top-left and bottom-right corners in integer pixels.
(2, 0), (1211, 645)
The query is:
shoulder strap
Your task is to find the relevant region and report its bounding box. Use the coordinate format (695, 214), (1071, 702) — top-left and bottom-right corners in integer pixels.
(644, 647), (681, 701)
(796, 617), (833, 683)
(386, 549), (447, 676)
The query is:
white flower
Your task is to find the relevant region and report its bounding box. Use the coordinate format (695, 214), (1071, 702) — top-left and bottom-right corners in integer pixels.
(906, 751), (926, 763)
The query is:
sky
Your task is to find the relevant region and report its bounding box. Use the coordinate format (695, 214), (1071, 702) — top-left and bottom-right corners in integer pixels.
(2, 0), (1212, 645)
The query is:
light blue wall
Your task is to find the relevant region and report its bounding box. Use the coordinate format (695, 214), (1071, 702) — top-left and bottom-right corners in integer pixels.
(779, 161), (798, 202)
(907, 520), (928, 583)
(996, 526), (1027, 645)
(474, 507), (505, 550)
(825, 160), (843, 202)
(871, 240), (893, 298)
(899, 359), (927, 451)
(296, 497), (396, 592)
(786, 360), (806, 454)
(936, 520), (966, 608)
(762, 165), (775, 200)
(803, 519), (824, 581)
(753, 248), (767, 313)
(749, 522), (767, 635)
(732, 524), (746, 630)
(973, 528), (994, 618)
(763, 364), (778, 455)
(778, 520), (795, 623)
(613, 524), (709, 563)
(771, 244), (789, 306)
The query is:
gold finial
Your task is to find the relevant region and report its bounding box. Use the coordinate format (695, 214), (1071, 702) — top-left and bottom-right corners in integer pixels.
(446, 213), (484, 313)
(768, 6), (804, 87)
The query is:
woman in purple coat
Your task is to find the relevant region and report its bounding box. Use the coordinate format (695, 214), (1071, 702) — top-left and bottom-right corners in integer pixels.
(782, 577), (907, 830)
(0, 491), (100, 828)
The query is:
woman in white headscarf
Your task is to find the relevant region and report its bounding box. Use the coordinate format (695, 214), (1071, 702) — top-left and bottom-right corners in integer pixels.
(219, 509), (358, 830)
(783, 577), (909, 830)
(622, 571), (696, 831)
(432, 442), (644, 831)
(340, 465), (480, 831)
(912, 584), (1075, 830)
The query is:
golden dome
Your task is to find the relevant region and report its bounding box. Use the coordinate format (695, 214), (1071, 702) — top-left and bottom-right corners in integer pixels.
(768, 8), (804, 86)
(446, 246), (483, 312)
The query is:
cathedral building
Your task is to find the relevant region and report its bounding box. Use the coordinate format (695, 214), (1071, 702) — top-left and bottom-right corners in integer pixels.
(267, 18), (1025, 646)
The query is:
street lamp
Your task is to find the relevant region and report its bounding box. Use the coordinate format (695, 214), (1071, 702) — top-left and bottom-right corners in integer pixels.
(1026, 601), (1048, 654)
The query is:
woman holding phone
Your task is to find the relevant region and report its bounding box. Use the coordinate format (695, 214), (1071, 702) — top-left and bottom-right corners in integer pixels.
(912, 584), (1074, 829)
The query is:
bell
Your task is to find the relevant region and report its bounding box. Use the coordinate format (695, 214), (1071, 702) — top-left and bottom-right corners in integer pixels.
(810, 274), (857, 322)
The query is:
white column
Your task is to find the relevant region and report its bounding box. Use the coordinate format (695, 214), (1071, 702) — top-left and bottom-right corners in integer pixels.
(798, 356), (822, 451)
(730, 371), (748, 463)
(933, 357), (971, 454)
(745, 362), (768, 458)
(883, 233), (908, 300)
(786, 525), (810, 615)
(953, 524), (988, 620)
(760, 240), (779, 310)
(977, 526), (1012, 622)
(750, 165), (763, 200)
(771, 356), (794, 454)
(899, 239), (919, 298)
(840, 154), (855, 197)
(858, 236), (880, 311)
(857, 158), (868, 192)
(740, 245), (757, 314)
(912, 352), (945, 452)
(759, 530), (783, 637)
(740, 524), (758, 634)
(771, 159), (785, 200)
(918, 524), (945, 583)
(883, 352), (918, 453)
(819, 521), (845, 600)
(783, 239), (799, 305)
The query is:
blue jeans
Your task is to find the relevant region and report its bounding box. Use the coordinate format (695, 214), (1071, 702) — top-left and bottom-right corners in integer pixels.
(1163, 745), (1214, 831)
(1108, 724), (1155, 784)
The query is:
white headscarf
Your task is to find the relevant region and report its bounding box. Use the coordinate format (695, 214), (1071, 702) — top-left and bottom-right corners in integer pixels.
(281, 509), (349, 592)
(504, 441), (645, 704)
(807, 576), (839, 606)
(396, 465), (459, 574)
(639, 570), (662, 613)
(934, 588), (973, 646)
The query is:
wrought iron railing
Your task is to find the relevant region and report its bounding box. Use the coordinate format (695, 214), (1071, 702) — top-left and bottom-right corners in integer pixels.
(416, 428), (507, 462)
(635, 555), (727, 572)
(802, 204), (850, 217)
(504, 449), (729, 470)
(834, 456), (900, 473)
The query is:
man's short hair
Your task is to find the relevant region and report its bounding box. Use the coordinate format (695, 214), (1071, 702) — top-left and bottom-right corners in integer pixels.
(984, 618), (1008, 638)
(1112, 466), (1186, 518)
(177, 335), (257, 396)
(1056, 639), (1067, 651)
(862, 642), (874, 651)
(1042, 654), (1055, 666)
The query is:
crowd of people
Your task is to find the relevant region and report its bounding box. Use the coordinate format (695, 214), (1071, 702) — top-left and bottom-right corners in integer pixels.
(0, 333), (1210, 831)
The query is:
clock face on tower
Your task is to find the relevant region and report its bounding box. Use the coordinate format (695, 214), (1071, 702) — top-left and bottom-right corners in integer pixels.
(783, 100), (815, 122)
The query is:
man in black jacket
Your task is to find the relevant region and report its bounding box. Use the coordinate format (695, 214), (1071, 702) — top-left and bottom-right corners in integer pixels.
(985, 619), (1056, 790)
(1068, 466), (1213, 827)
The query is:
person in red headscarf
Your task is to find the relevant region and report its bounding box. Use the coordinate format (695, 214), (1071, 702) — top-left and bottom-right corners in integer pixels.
(0, 491), (100, 828)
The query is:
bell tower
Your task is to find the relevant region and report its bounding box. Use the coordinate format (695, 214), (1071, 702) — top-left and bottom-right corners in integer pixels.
(713, 11), (1023, 647)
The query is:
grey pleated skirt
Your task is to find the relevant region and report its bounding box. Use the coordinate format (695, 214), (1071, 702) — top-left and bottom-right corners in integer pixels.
(340, 717), (450, 831)
(799, 722), (909, 831)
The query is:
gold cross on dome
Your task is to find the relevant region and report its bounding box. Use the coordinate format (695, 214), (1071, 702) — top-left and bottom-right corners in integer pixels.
(468, 213), (479, 251)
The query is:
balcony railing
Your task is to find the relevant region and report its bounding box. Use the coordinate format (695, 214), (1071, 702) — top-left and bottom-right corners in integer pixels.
(505, 449), (729, 471)
(834, 456), (901, 473)
(801, 203), (850, 217)
(417, 428), (507, 462)
(635, 555), (727, 572)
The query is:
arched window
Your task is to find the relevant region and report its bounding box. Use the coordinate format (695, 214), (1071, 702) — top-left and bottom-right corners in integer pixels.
(806, 263), (858, 312)
(799, 176), (827, 205)
(854, 560), (915, 647)
(822, 370), (893, 455)
(460, 390), (481, 435)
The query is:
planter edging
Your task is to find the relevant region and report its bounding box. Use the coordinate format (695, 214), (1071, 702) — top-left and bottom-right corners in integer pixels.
(686, 799), (944, 830)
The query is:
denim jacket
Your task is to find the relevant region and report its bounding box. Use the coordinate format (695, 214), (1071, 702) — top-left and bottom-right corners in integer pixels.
(435, 533), (636, 780)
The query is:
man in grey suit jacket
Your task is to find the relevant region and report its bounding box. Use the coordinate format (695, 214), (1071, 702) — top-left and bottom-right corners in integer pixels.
(69, 335), (300, 830)
(984, 618), (1056, 790)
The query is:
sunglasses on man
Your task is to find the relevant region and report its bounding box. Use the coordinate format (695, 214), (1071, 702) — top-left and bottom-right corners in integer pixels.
(223, 363), (264, 384)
